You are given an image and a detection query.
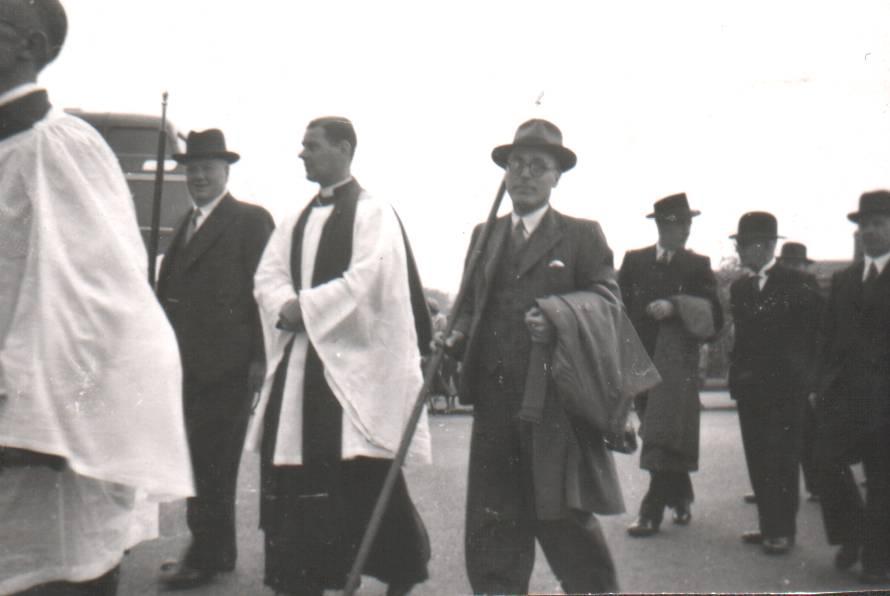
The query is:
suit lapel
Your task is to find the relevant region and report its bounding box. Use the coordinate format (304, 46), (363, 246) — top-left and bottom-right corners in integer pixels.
(182, 195), (237, 270)
(516, 208), (565, 279)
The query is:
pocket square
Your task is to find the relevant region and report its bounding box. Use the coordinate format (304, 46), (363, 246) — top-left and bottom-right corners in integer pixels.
(548, 259), (565, 269)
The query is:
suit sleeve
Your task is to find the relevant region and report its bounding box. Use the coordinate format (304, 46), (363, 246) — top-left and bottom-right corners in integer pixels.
(452, 223), (483, 339)
(617, 251), (635, 312)
(242, 207), (275, 363)
(574, 220), (619, 297)
(694, 256), (724, 334)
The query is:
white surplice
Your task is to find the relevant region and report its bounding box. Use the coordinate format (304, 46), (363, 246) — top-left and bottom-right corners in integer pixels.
(0, 104), (193, 592)
(248, 191), (431, 465)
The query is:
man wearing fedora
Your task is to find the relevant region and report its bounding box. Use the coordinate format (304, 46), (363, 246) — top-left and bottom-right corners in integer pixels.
(728, 212), (822, 555)
(439, 119), (625, 593)
(157, 129), (274, 588)
(619, 193), (723, 537)
(812, 191), (890, 584)
(777, 241), (824, 503)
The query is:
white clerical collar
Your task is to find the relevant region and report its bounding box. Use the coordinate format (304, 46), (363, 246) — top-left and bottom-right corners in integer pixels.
(191, 189), (227, 224)
(511, 204), (549, 236)
(0, 83), (42, 108)
(863, 251), (890, 280)
(320, 176), (353, 198)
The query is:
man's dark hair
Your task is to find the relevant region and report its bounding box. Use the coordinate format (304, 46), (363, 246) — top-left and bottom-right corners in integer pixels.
(308, 116), (357, 157)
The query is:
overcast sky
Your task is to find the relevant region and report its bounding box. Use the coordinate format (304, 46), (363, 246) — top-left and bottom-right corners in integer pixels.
(44, 1), (890, 292)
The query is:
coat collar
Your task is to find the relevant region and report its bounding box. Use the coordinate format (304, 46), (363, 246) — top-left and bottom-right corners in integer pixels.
(0, 89), (50, 142)
(516, 207), (566, 278)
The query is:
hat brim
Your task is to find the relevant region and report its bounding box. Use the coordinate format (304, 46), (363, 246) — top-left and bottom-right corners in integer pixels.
(492, 143), (577, 172)
(646, 210), (701, 221)
(847, 208), (890, 223)
(172, 151), (240, 164)
(729, 233), (784, 240)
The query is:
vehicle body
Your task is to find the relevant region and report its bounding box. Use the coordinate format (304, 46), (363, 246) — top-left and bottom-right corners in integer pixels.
(67, 110), (192, 255)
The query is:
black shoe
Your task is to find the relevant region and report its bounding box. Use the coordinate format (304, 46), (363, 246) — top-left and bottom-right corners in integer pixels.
(835, 543), (860, 571)
(159, 562), (216, 590)
(627, 517), (660, 537)
(763, 536), (794, 555)
(672, 502), (692, 525)
(743, 493), (757, 504)
(741, 530), (763, 544)
(859, 569), (890, 585)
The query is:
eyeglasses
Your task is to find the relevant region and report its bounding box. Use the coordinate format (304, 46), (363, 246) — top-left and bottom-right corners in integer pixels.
(506, 156), (555, 178)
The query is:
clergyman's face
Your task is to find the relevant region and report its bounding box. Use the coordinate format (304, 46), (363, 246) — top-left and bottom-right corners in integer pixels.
(504, 147), (560, 215)
(185, 158), (229, 206)
(858, 213), (890, 258)
(299, 126), (347, 186)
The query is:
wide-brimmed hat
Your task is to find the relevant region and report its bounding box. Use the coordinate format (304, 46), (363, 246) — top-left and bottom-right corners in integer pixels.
(730, 211), (783, 241)
(646, 193), (701, 222)
(847, 190), (890, 223)
(778, 241), (813, 264)
(173, 129), (240, 164)
(491, 119), (577, 172)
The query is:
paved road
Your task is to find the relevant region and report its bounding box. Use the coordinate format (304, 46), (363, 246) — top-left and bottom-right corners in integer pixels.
(120, 392), (877, 594)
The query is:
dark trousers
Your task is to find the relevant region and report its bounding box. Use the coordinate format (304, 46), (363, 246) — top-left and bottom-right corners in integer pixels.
(816, 412), (890, 573)
(14, 566), (119, 596)
(800, 399), (819, 495)
(465, 373), (618, 594)
(737, 393), (804, 539)
(182, 370), (252, 571)
(639, 470), (693, 523)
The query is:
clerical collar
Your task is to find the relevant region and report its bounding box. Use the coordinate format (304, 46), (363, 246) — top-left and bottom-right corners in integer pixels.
(191, 189), (227, 220)
(0, 83), (42, 108)
(511, 204), (549, 236)
(863, 251), (890, 280)
(319, 176), (353, 199)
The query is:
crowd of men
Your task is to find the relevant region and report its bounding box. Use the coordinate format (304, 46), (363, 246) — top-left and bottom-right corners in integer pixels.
(1, 1), (889, 594)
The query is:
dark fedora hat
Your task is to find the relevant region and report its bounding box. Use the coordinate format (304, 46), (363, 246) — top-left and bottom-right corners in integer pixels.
(730, 211), (783, 241)
(847, 190), (890, 223)
(778, 241), (813, 264)
(646, 193), (701, 222)
(492, 119), (577, 172)
(173, 129), (240, 164)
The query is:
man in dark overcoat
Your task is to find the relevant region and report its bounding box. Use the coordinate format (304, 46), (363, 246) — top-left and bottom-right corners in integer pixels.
(442, 119), (624, 594)
(729, 212), (822, 555)
(157, 130), (274, 588)
(620, 193), (723, 537)
(812, 191), (890, 584)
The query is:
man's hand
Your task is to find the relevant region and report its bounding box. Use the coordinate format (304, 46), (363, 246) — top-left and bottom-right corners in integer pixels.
(432, 330), (466, 358)
(646, 299), (675, 321)
(248, 360), (266, 396)
(277, 297), (303, 332)
(525, 306), (555, 344)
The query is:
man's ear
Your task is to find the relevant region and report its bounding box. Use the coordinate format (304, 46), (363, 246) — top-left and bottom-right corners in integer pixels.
(22, 30), (51, 70)
(338, 139), (354, 158)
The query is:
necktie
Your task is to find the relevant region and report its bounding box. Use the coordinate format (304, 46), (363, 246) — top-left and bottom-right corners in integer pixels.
(184, 208), (200, 244)
(863, 262), (879, 301)
(511, 220), (528, 251)
(658, 251), (672, 265)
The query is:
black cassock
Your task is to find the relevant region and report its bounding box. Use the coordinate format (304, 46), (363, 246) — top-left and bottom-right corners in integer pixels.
(259, 179), (431, 594)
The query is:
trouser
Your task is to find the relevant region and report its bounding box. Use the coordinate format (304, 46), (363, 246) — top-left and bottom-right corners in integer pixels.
(737, 393), (804, 539)
(14, 566), (119, 596)
(465, 373), (618, 594)
(816, 417), (890, 573)
(639, 470), (694, 524)
(182, 370), (253, 571)
(800, 399), (819, 495)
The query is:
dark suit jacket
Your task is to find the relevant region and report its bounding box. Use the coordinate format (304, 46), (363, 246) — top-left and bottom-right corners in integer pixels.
(729, 264), (823, 400)
(618, 245), (723, 356)
(157, 194), (274, 385)
(453, 207), (618, 405)
(816, 261), (890, 432)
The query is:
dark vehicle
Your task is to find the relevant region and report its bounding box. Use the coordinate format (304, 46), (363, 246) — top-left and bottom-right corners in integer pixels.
(67, 110), (191, 255)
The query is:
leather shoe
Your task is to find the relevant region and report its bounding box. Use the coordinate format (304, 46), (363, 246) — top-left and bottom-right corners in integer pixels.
(741, 531), (763, 544)
(743, 493), (757, 504)
(159, 562), (216, 590)
(835, 543), (860, 571)
(672, 502), (692, 525)
(762, 536), (793, 555)
(627, 517), (660, 537)
(859, 569), (890, 585)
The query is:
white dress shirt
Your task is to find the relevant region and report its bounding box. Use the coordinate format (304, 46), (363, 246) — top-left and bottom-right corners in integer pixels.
(191, 189), (227, 230)
(751, 257), (777, 291)
(511, 204), (549, 238)
(863, 251), (890, 281)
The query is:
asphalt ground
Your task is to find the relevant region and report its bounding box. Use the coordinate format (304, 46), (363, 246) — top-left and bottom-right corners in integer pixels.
(119, 391), (878, 595)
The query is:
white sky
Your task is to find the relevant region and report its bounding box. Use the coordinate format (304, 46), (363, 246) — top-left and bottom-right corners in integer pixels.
(44, 1), (890, 292)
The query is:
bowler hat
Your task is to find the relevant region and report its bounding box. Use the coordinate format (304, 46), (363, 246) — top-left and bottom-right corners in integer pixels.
(173, 129), (240, 164)
(847, 190), (890, 223)
(646, 193), (701, 222)
(730, 211), (783, 241)
(492, 119), (577, 172)
(778, 242), (813, 264)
